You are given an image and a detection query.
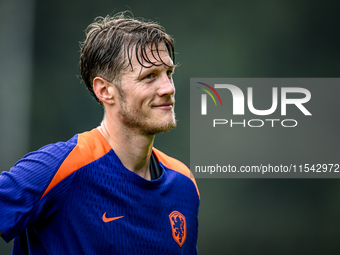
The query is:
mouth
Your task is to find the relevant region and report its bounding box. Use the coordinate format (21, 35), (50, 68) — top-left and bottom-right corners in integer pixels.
(151, 101), (175, 110)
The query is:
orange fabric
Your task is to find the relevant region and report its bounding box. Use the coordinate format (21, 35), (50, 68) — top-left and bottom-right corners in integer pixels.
(41, 129), (111, 199)
(152, 148), (200, 199)
(40, 129), (199, 200)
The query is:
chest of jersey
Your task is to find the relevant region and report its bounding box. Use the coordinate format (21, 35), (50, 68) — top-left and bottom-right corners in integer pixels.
(35, 153), (198, 254)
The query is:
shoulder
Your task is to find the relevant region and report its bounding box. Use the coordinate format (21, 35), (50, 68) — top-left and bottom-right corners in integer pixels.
(0, 129), (112, 242)
(41, 128), (111, 198)
(152, 147), (200, 199)
(8, 128), (111, 198)
(4, 129), (110, 194)
(4, 134), (79, 191)
(152, 148), (190, 176)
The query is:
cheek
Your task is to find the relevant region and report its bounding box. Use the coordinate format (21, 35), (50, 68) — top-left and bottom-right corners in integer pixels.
(132, 88), (154, 104)
(124, 94), (147, 110)
(121, 81), (155, 107)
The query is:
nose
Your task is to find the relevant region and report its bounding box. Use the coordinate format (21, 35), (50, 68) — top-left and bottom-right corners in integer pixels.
(157, 74), (175, 97)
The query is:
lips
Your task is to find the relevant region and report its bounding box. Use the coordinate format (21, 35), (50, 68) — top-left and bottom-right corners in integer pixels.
(152, 101), (174, 109)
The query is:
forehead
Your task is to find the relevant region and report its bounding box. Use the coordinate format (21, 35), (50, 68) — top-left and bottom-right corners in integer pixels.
(125, 43), (173, 74)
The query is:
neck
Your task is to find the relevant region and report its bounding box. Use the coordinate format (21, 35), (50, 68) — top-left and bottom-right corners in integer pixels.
(97, 115), (155, 180)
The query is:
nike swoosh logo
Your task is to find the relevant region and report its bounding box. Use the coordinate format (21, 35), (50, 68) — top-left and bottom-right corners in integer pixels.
(102, 212), (124, 223)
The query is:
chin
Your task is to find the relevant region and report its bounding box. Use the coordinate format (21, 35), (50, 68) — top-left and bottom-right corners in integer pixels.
(146, 119), (177, 135)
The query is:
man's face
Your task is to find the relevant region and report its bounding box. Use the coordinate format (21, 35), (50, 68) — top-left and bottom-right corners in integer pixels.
(115, 43), (176, 135)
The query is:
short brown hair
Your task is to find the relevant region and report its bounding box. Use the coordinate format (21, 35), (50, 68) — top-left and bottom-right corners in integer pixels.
(79, 12), (175, 104)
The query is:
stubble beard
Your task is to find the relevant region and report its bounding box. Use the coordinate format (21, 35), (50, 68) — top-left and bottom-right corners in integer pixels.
(117, 99), (177, 135)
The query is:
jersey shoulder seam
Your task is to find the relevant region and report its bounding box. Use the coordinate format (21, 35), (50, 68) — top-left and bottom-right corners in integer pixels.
(152, 147), (200, 199)
(41, 129), (111, 199)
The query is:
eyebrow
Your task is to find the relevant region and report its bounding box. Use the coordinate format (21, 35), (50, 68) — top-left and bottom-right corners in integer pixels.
(138, 63), (175, 78)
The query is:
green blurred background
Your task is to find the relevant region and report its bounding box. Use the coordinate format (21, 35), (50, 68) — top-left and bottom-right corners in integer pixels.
(1, 0), (340, 254)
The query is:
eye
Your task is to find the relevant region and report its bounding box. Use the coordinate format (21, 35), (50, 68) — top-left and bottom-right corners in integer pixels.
(144, 73), (156, 80)
(167, 69), (174, 77)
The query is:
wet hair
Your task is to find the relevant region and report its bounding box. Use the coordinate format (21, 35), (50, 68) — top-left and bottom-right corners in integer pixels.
(79, 11), (175, 104)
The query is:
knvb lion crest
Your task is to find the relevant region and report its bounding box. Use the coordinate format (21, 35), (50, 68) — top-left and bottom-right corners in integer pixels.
(169, 211), (187, 247)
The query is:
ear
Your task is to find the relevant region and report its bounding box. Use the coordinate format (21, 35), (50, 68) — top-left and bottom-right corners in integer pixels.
(93, 77), (115, 105)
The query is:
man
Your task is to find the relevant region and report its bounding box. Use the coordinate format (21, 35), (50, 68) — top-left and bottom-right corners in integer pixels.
(0, 12), (199, 254)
